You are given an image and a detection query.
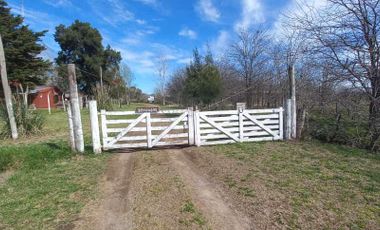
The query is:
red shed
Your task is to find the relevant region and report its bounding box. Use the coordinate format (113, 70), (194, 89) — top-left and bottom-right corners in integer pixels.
(29, 86), (63, 109)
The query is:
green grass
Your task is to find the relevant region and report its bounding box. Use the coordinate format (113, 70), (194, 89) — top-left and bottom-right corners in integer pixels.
(0, 141), (109, 229)
(180, 200), (207, 227)
(207, 141), (380, 228)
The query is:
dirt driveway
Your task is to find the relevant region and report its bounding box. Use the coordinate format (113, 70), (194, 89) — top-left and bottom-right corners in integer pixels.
(73, 148), (252, 230)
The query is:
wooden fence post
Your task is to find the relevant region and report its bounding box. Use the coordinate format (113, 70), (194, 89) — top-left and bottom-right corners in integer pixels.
(237, 103), (245, 142)
(187, 107), (194, 145)
(0, 34), (18, 139)
(68, 64), (84, 153)
(285, 99), (292, 140)
(279, 106), (284, 140)
(288, 65), (297, 139)
(146, 113), (152, 148)
(66, 101), (75, 151)
(100, 110), (108, 150)
(194, 109), (201, 147)
(89, 100), (101, 154)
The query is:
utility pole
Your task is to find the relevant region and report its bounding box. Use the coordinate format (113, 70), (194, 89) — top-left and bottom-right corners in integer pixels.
(99, 66), (103, 93)
(288, 64), (297, 139)
(0, 34), (18, 139)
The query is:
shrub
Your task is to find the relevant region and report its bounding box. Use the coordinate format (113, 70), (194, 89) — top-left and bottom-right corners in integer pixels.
(0, 98), (45, 138)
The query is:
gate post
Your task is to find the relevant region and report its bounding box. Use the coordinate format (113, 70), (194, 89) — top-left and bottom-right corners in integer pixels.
(237, 103), (245, 142)
(194, 109), (201, 147)
(279, 106), (284, 140)
(100, 110), (108, 150)
(187, 107), (195, 145)
(146, 113), (152, 148)
(89, 100), (101, 154)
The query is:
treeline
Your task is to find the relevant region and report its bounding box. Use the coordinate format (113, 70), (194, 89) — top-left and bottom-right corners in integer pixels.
(0, 0), (145, 107)
(163, 0), (379, 151)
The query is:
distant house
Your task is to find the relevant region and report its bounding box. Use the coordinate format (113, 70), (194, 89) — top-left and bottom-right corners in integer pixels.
(29, 86), (64, 109)
(148, 95), (155, 103)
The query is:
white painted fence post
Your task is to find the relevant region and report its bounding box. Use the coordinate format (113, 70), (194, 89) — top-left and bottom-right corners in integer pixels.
(47, 92), (51, 114)
(66, 101), (75, 152)
(279, 106), (284, 140)
(100, 109), (108, 150)
(285, 99), (292, 140)
(194, 109), (201, 147)
(187, 107), (194, 145)
(146, 113), (152, 148)
(239, 109), (244, 142)
(89, 100), (101, 154)
(68, 64), (84, 153)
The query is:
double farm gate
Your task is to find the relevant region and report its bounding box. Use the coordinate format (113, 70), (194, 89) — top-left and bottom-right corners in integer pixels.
(99, 107), (283, 150)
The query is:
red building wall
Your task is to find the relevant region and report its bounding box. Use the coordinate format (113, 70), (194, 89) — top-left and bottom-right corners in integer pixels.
(31, 87), (62, 109)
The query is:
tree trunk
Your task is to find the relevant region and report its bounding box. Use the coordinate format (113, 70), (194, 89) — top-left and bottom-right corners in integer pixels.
(369, 96), (380, 151)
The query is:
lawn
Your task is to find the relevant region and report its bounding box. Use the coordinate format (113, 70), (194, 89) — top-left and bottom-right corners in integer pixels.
(185, 141), (380, 229)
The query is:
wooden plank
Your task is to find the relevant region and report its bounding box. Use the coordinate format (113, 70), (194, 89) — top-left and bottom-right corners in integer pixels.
(106, 117), (188, 124)
(239, 110), (244, 142)
(151, 112), (188, 146)
(107, 140), (189, 149)
(245, 108), (283, 113)
(201, 139), (236, 145)
(106, 125), (186, 133)
(108, 113), (147, 146)
(146, 113), (152, 148)
(194, 110), (201, 147)
(187, 108), (194, 145)
(200, 110), (238, 116)
(278, 107), (284, 140)
(243, 112), (280, 138)
(105, 133), (188, 142)
(199, 114), (239, 142)
(199, 125), (279, 134)
(105, 111), (137, 115)
(199, 120), (279, 128)
(101, 110), (108, 149)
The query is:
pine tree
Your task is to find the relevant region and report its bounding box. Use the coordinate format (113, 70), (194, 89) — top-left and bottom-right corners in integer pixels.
(0, 0), (50, 88)
(184, 48), (221, 106)
(54, 20), (121, 94)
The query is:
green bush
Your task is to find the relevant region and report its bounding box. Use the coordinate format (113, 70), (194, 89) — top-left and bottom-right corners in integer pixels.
(0, 98), (45, 138)
(307, 112), (372, 149)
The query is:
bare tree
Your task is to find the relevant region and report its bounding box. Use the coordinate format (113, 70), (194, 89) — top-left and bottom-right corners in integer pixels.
(119, 63), (134, 105)
(229, 29), (269, 108)
(156, 55), (168, 106)
(292, 0), (380, 149)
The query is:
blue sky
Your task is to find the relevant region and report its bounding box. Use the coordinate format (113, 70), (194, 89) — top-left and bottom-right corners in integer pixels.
(6, 0), (300, 93)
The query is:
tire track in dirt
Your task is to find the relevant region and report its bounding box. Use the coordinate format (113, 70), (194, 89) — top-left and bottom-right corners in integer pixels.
(168, 149), (252, 230)
(74, 153), (135, 230)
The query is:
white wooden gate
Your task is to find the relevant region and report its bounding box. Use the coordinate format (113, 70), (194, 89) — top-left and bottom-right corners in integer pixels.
(101, 109), (191, 150)
(98, 107), (283, 150)
(193, 108), (283, 146)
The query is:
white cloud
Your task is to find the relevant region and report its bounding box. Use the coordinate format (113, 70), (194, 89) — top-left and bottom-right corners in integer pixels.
(134, 0), (159, 7)
(43, 0), (73, 8)
(210, 30), (230, 57)
(179, 28), (197, 39)
(91, 0), (135, 27)
(234, 0), (265, 31)
(196, 0), (220, 23)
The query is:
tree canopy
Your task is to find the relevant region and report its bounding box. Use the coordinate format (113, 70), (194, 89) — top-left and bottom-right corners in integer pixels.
(184, 49), (221, 106)
(54, 20), (121, 94)
(0, 0), (50, 87)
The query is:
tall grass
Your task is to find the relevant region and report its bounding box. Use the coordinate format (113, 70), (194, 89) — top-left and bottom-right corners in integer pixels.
(0, 98), (45, 138)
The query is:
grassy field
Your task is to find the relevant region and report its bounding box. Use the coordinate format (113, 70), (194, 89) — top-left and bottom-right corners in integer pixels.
(185, 141), (380, 229)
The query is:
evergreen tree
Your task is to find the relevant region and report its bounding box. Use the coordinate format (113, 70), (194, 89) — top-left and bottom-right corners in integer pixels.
(0, 0), (50, 88)
(184, 48), (221, 106)
(54, 20), (121, 94)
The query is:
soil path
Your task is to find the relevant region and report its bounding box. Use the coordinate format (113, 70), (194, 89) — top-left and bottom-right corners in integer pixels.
(74, 149), (252, 230)
(168, 149), (252, 230)
(74, 153), (135, 230)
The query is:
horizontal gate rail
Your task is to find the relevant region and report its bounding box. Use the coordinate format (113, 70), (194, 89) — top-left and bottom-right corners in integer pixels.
(98, 106), (283, 150)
